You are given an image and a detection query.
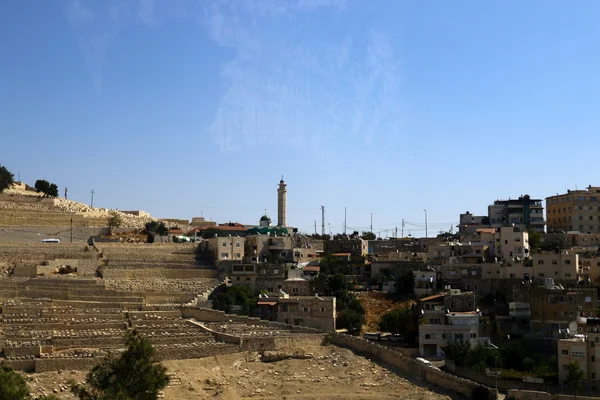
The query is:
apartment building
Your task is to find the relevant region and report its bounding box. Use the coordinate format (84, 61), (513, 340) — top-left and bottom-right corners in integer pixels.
(557, 317), (600, 390)
(547, 186), (600, 233)
(418, 291), (486, 358)
(513, 283), (597, 335)
(413, 270), (438, 297)
(495, 226), (530, 261)
(488, 195), (545, 233)
(200, 236), (246, 262)
(458, 211), (490, 236)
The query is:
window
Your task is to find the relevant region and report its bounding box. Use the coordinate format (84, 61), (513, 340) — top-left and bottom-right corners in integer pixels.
(538, 260), (544, 265)
(246, 277), (251, 281)
(593, 355), (596, 362)
(565, 260), (571, 265)
(320, 307), (325, 312)
(220, 252), (229, 259)
(455, 333), (464, 340)
(552, 259), (558, 265)
(222, 242), (227, 247)
(425, 334), (431, 339)
(562, 349), (569, 355)
(234, 253), (241, 258)
(235, 242), (241, 247)
(470, 333), (477, 338)
(573, 351), (585, 357)
(593, 372), (597, 379)
(292, 287), (299, 293)
(303, 307), (309, 312)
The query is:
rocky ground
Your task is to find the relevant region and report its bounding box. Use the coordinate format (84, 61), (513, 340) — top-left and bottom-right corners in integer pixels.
(24, 346), (458, 400)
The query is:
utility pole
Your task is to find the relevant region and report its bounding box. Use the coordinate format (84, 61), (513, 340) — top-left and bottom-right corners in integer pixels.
(370, 213), (373, 233)
(328, 223), (331, 236)
(314, 220), (317, 235)
(344, 207), (347, 235)
(321, 206), (325, 235)
(395, 226), (398, 238)
(401, 219), (405, 238)
(423, 209), (428, 238)
(90, 190), (95, 208)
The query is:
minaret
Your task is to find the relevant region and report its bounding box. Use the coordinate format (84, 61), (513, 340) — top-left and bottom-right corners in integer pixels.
(277, 176), (287, 227)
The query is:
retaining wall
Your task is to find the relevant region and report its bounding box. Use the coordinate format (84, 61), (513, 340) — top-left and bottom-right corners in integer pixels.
(35, 357), (100, 372)
(181, 307), (324, 334)
(330, 333), (498, 399)
(507, 390), (600, 400)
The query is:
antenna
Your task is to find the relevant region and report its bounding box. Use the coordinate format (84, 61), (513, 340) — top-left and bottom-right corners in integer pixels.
(321, 205), (325, 235)
(344, 207), (347, 234)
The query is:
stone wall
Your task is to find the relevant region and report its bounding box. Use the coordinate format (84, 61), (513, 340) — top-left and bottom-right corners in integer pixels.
(181, 307), (324, 334)
(330, 333), (497, 399)
(35, 358), (100, 373)
(507, 390), (600, 400)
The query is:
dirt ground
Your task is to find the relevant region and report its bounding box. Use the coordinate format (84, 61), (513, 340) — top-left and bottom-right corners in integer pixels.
(25, 346), (456, 400)
(356, 291), (416, 332)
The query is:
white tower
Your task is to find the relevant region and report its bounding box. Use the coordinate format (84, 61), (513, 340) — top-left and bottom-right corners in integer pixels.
(277, 176), (287, 227)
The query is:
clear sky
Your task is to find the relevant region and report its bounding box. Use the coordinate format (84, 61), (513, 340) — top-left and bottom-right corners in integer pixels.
(1, 1), (600, 237)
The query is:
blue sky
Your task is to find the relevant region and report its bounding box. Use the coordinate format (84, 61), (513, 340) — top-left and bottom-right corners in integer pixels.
(1, 1), (600, 236)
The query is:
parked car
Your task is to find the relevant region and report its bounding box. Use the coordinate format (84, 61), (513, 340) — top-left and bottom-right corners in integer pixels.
(387, 334), (404, 342)
(364, 332), (381, 341)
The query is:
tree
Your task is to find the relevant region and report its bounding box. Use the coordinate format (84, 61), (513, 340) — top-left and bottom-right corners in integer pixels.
(199, 227), (223, 239)
(71, 330), (169, 400)
(361, 231), (376, 240)
(565, 361), (584, 398)
(107, 211), (123, 233)
(442, 340), (472, 367)
(0, 164), (15, 193)
(528, 229), (542, 254)
(0, 365), (30, 400)
(379, 306), (417, 340)
(145, 221), (168, 243)
(34, 179), (58, 198)
(500, 340), (528, 370)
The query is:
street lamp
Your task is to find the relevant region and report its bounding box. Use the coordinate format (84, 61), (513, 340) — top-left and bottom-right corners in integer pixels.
(424, 209), (428, 238)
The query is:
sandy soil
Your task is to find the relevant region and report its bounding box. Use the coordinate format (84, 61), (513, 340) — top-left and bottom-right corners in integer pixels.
(25, 346), (456, 400)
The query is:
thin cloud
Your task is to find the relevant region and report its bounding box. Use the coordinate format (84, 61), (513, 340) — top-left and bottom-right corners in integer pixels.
(67, 0), (94, 25)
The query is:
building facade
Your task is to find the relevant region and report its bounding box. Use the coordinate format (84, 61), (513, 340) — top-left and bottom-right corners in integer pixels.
(547, 186), (600, 233)
(488, 195), (545, 233)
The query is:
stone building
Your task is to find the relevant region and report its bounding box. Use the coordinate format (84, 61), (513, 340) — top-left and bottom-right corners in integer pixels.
(547, 186), (600, 233)
(324, 237), (368, 262)
(418, 291), (486, 358)
(277, 294), (336, 331)
(513, 282), (597, 336)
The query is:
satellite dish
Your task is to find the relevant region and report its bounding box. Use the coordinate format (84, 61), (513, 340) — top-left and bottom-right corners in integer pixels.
(569, 321), (578, 333)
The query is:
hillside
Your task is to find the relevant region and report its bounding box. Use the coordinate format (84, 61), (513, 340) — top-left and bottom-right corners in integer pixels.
(356, 291), (416, 332)
(0, 183), (154, 228)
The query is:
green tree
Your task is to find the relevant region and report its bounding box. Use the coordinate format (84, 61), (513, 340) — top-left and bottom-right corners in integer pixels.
(528, 229), (542, 254)
(336, 308), (365, 332)
(442, 340), (472, 367)
(565, 361), (585, 399)
(71, 330), (169, 400)
(378, 306), (417, 339)
(500, 341), (528, 370)
(34, 179), (59, 198)
(200, 227), (223, 239)
(107, 211), (123, 233)
(0, 164), (15, 193)
(0, 365), (30, 400)
(360, 231), (376, 240)
(145, 221), (168, 243)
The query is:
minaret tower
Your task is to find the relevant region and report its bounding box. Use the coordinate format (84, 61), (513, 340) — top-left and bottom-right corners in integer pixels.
(277, 176), (287, 227)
